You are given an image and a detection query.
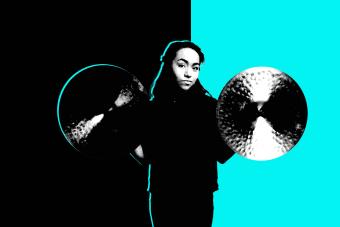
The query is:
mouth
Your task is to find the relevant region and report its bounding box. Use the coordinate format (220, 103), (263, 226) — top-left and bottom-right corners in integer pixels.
(181, 80), (192, 85)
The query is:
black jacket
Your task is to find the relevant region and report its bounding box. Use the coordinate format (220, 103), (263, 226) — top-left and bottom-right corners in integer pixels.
(142, 85), (234, 193)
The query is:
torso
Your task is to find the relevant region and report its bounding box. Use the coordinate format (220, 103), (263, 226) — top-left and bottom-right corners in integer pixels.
(143, 94), (220, 192)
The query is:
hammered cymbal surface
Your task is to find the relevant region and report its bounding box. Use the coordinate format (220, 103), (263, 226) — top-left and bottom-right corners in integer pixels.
(217, 67), (307, 161)
(58, 65), (148, 159)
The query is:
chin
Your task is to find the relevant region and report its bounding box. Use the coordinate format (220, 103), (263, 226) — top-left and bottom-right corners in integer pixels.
(181, 86), (191, 91)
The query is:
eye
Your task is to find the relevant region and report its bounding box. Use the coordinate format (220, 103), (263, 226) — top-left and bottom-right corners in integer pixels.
(193, 66), (200, 71)
(178, 64), (185, 68)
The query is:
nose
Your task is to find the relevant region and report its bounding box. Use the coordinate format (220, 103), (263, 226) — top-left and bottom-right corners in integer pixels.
(184, 69), (191, 78)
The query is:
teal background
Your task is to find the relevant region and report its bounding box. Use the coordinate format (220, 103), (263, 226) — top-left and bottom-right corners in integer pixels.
(192, 0), (340, 226)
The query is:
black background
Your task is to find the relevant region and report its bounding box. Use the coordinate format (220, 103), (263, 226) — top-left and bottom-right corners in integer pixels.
(7, 1), (190, 226)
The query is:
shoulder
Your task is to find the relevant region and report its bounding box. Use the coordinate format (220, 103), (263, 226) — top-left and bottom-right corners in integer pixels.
(192, 94), (218, 117)
(201, 94), (218, 107)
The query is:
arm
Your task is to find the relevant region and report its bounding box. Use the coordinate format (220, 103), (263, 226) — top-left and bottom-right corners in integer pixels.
(215, 142), (235, 164)
(210, 97), (235, 164)
(129, 144), (148, 166)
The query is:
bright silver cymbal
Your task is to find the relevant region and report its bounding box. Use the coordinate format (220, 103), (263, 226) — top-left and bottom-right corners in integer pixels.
(216, 66), (307, 161)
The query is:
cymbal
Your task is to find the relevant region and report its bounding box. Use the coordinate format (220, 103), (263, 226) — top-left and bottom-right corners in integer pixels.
(216, 67), (307, 161)
(57, 64), (148, 160)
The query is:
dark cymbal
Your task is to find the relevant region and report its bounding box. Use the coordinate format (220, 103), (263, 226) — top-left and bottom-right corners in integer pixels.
(57, 64), (148, 160)
(216, 67), (307, 161)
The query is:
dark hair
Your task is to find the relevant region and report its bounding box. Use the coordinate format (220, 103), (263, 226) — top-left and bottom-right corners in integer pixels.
(160, 40), (205, 64)
(150, 40), (210, 101)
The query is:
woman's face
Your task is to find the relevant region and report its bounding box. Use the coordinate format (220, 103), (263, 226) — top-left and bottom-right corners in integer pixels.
(171, 47), (200, 91)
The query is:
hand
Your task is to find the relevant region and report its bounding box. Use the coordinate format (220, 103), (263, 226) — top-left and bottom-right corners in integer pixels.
(134, 144), (144, 159)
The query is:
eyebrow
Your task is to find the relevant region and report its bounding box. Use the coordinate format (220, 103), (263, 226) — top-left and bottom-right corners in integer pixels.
(177, 58), (200, 66)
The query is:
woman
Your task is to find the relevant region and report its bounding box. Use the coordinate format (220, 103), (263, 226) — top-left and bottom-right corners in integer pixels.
(137, 40), (234, 226)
